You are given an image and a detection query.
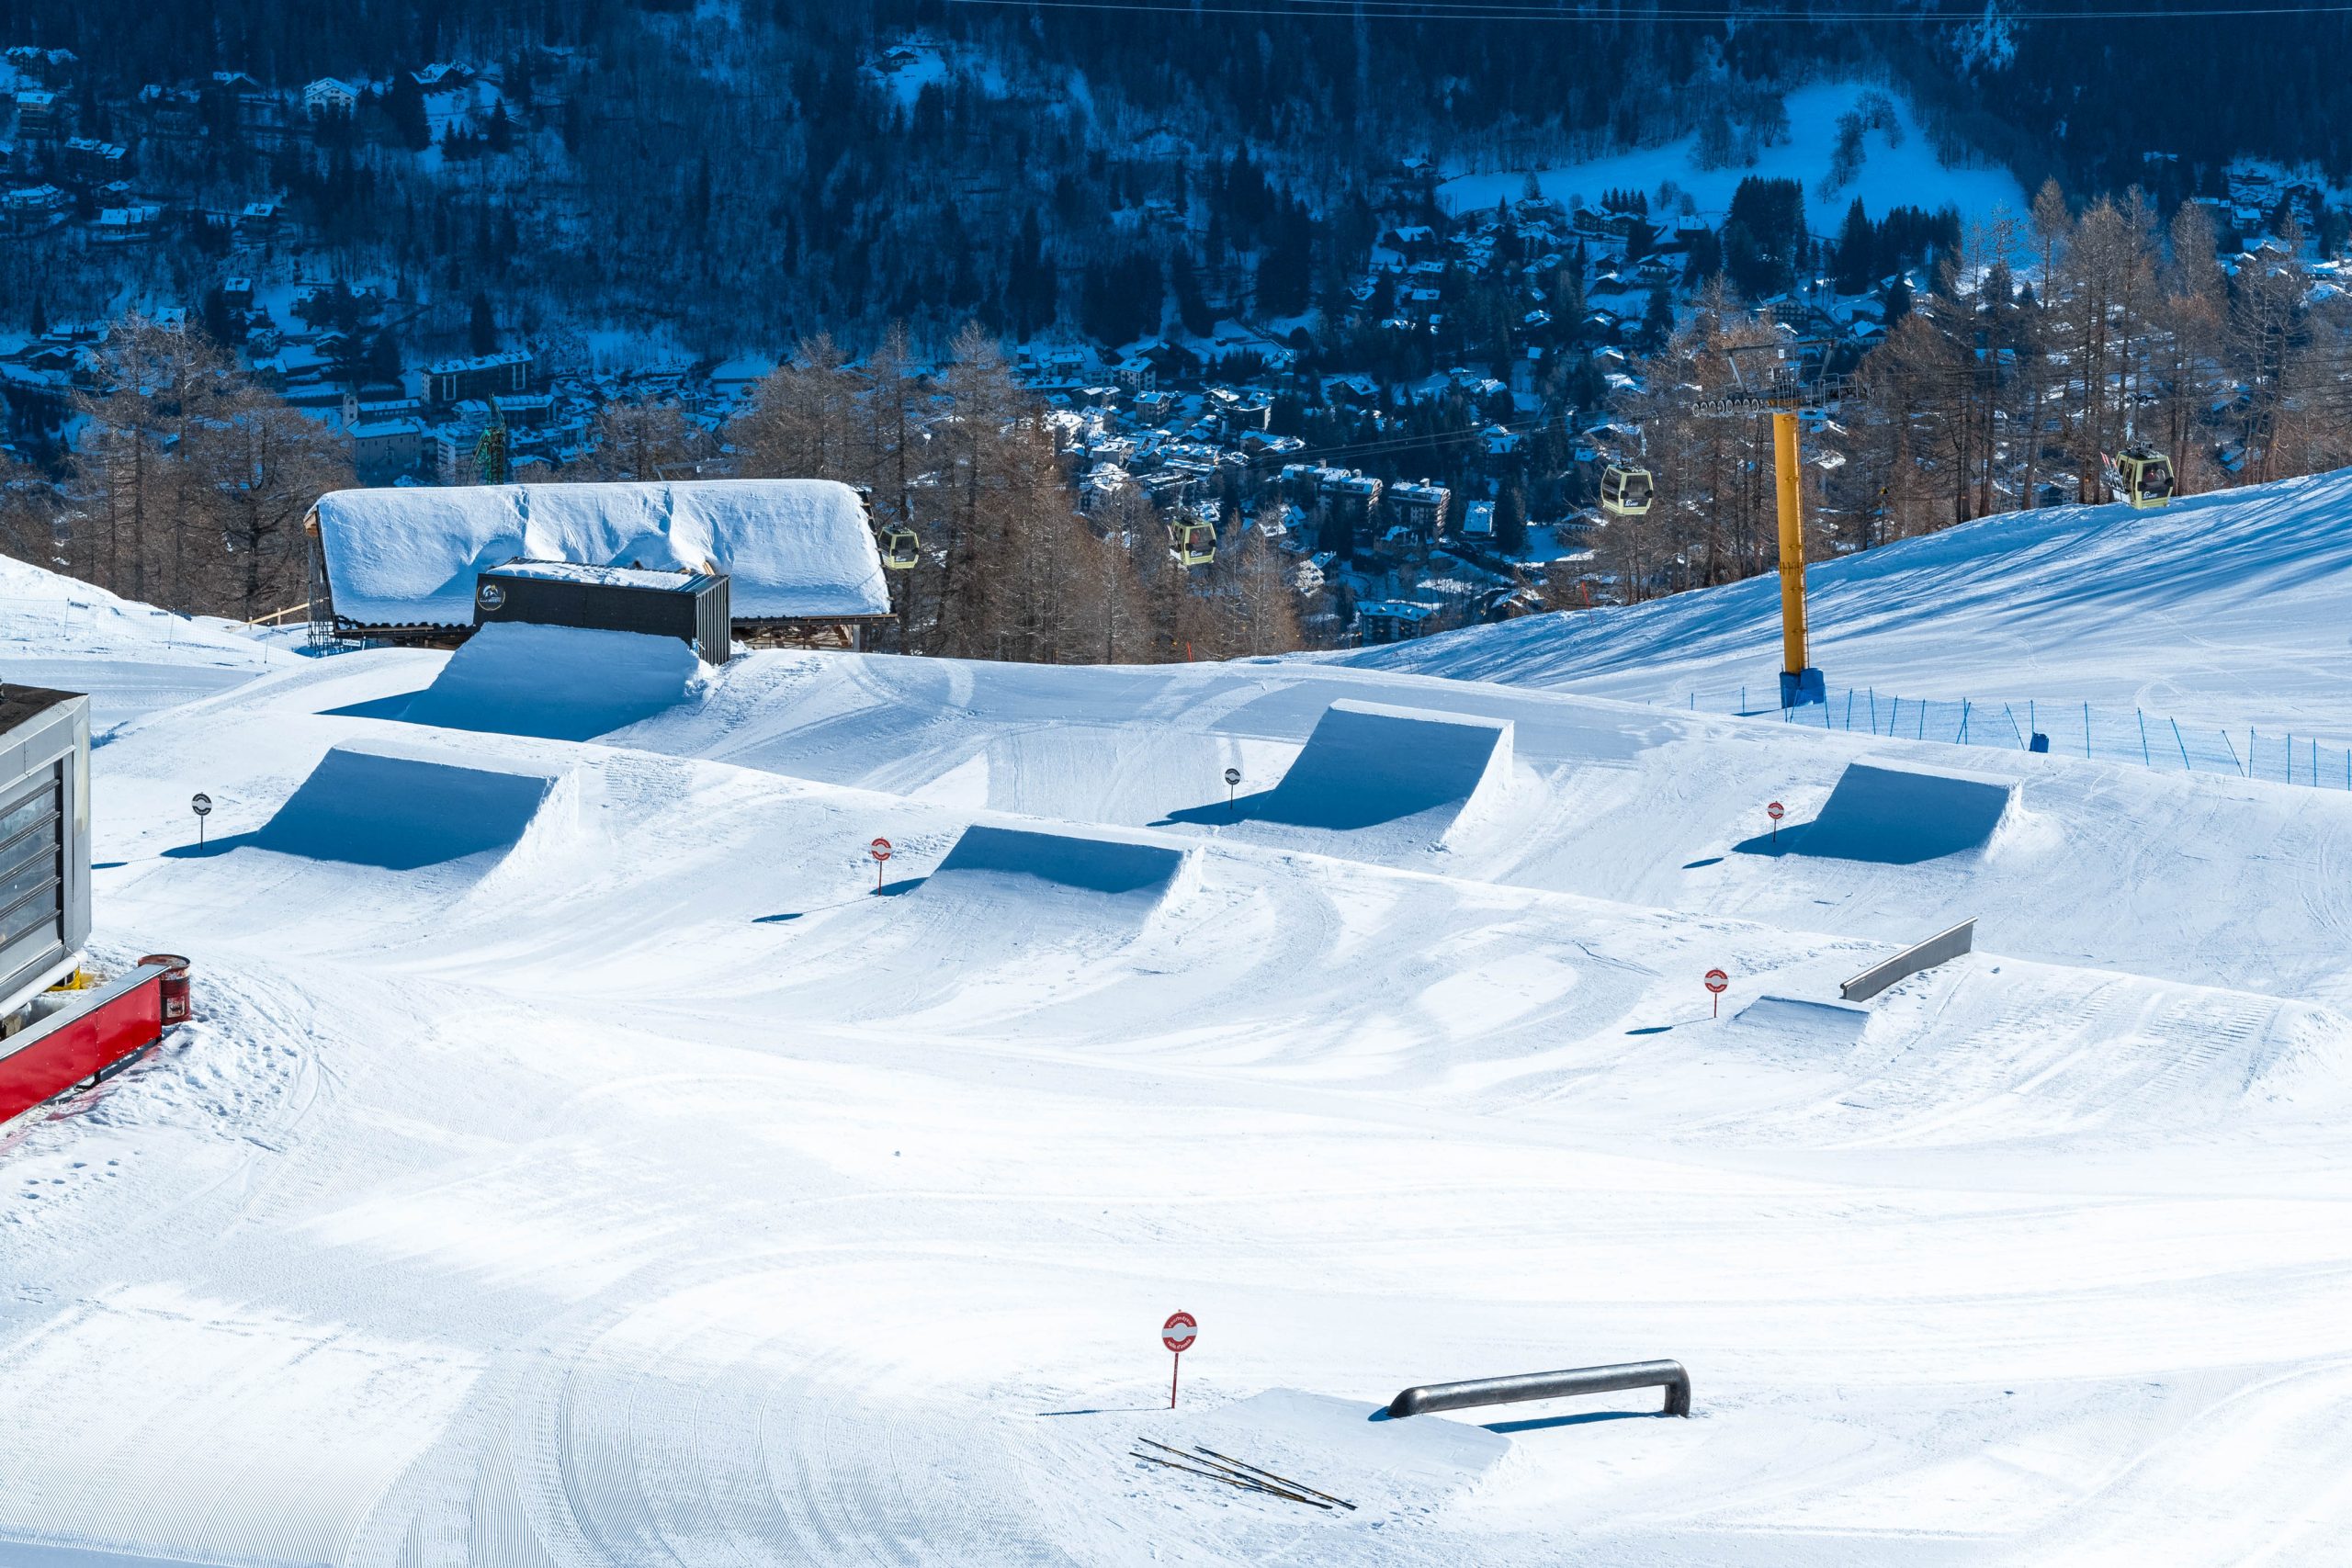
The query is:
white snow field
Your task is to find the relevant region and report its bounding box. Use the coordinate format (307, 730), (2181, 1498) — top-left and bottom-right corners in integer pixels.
(6, 473), (2352, 1563)
(1346, 468), (2352, 739)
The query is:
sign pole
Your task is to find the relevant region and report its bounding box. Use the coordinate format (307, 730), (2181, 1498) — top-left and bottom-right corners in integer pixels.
(1705, 966), (1729, 1018)
(1223, 765), (1241, 820)
(1160, 1310), (1197, 1408)
(191, 792), (213, 848)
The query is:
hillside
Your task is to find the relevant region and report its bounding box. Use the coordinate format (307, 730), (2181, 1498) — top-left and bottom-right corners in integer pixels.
(1343, 466), (2352, 741)
(3, 471), (2351, 1563)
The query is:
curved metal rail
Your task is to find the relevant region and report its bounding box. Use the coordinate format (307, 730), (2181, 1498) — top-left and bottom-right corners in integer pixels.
(1386, 1359), (1691, 1420)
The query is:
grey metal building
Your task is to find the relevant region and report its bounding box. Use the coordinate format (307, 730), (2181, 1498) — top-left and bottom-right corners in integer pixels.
(1, 685), (92, 1017)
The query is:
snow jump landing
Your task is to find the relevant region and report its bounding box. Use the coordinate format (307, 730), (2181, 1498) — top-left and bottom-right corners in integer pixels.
(1247, 700), (1513, 836)
(924, 822), (1200, 914)
(1767, 761), (2018, 864)
(399, 622), (705, 742)
(255, 743), (570, 870)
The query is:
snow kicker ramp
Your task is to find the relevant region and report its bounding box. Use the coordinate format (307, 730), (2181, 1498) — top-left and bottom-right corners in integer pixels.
(921, 822), (1198, 932)
(1255, 700), (1512, 835)
(1792, 761), (2018, 864)
(400, 621), (704, 741)
(256, 743), (569, 870)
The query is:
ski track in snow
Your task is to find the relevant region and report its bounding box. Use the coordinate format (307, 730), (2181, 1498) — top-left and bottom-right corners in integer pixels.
(6, 474), (2352, 1562)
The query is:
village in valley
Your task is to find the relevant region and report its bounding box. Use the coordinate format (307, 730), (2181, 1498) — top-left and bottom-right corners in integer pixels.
(7, 35), (2352, 653)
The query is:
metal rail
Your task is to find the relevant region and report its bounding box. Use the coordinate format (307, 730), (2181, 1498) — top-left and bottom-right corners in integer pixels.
(1840, 918), (1975, 1002)
(1386, 1359), (1691, 1420)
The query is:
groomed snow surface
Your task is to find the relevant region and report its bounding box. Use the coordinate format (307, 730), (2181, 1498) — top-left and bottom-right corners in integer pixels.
(9, 469), (2352, 1562)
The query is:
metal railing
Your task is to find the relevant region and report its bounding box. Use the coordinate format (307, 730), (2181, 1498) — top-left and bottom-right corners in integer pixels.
(1386, 1359), (1692, 1419)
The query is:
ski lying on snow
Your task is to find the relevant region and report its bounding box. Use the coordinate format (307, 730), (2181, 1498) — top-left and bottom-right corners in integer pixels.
(1130, 1443), (1330, 1508)
(1188, 1444), (1357, 1510)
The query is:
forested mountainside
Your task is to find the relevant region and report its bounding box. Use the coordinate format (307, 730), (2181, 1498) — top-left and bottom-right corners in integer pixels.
(2, 0), (2346, 354)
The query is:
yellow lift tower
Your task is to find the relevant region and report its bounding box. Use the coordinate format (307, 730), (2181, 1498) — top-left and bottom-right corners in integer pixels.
(1693, 340), (1850, 710)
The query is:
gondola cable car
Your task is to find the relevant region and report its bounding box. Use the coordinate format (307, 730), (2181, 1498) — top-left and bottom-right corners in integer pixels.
(1600, 461), (1655, 519)
(2107, 446), (2175, 510)
(877, 522), (921, 570)
(1169, 518), (1217, 568)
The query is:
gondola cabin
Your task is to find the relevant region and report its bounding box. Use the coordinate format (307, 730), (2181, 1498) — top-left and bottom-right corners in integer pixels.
(878, 523), (921, 571)
(1169, 519), (1217, 568)
(2109, 446), (2176, 510)
(1600, 464), (1655, 518)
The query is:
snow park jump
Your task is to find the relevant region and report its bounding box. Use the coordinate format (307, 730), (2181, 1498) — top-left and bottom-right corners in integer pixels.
(17, 424), (2352, 1552)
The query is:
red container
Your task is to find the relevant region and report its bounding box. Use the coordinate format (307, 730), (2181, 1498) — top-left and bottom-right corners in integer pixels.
(138, 954), (192, 1024)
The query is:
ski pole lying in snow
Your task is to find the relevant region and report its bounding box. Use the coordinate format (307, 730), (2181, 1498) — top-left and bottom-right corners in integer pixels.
(1131, 1445), (1329, 1507)
(1187, 1444), (1357, 1510)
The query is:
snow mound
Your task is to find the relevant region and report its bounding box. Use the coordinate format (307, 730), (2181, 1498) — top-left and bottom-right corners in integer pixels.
(255, 743), (570, 871)
(1152, 1389), (1507, 1516)
(1788, 761), (2017, 864)
(1256, 700), (1512, 835)
(926, 822), (1198, 911)
(400, 622), (706, 741)
(1727, 994), (1871, 1049)
(311, 479), (889, 626)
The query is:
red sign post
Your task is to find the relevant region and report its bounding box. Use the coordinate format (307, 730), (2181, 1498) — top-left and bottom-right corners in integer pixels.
(1162, 1311), (1197, 1408)
(1767, 800), (1784, 846)
(869, 836), (893, 890)
(1704, 966), (1729, 1018)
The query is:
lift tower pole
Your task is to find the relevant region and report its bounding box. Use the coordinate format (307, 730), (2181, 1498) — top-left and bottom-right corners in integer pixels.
(1698, 342), (1838, 709)
(1771, 410), (1814, 705)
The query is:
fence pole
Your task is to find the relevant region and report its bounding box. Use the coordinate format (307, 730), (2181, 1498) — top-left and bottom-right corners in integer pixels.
(2171, 716), (2191, 772)
(2030, 699), (2036, 745)
(1824, 694), (1832, 729)
(1871, 689), (1879, 734)
(2223, 728), (2244, 776)
(2138, 708), (2151, 767)
(2005, 704), (2025, 748)
(2085, 703), (2092, 758)
(1917, 700), (1927, 740)
(1844, 689), (1854, 730)
(1960, 699), (1971, 746)
(1890, 696), (1899, 738)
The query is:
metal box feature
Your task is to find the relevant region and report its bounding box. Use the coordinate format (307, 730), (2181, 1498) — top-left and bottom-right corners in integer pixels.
(0, 685), (91, 1020)
(472, 558), (732, 665)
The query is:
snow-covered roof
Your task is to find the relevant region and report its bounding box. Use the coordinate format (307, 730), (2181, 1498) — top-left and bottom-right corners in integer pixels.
(312, 479), (890, 626)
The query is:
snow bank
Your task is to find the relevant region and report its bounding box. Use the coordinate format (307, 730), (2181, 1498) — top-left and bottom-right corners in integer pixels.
(401, 622), (706, 741)
(255, 742), (570, 870)
(1257, 699), (1513, 833)
(311, 479), (889, 626)
(1792, 761), (2016, 864)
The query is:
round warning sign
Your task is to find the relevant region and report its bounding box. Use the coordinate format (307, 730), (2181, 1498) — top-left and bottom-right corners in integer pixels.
(1161, 1311), (1197, 1353)
(190, 793), (213, 818)
(1223, 767), (1241, 786)
(1767, 800), (1785, 821)
(1703, 968), (1729, 994)
(869, 837), (893, 863)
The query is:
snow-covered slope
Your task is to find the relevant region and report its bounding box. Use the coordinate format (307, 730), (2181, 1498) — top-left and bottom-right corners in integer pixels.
(1346, 467), (2352, 739)
(3, 481), (2351, 1564)
(0, 552), (292, 726)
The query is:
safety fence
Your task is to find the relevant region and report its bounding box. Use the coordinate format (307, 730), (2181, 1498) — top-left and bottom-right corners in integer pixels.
(1681, 687), (2352, 791)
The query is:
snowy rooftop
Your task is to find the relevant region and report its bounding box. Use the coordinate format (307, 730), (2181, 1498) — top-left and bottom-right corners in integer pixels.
(311, 479), (889, 626)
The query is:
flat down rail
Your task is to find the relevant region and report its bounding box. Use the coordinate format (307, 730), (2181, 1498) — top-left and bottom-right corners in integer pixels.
(1386, 1359), (1691, 1419)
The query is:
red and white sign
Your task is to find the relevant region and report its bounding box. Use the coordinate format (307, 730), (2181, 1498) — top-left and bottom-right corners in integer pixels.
(869, 837), (893, 863)
(1703, 968), (1729, 995)
(1161, 1311), (1197, 1353)
(1767, 801), (1785, 821)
